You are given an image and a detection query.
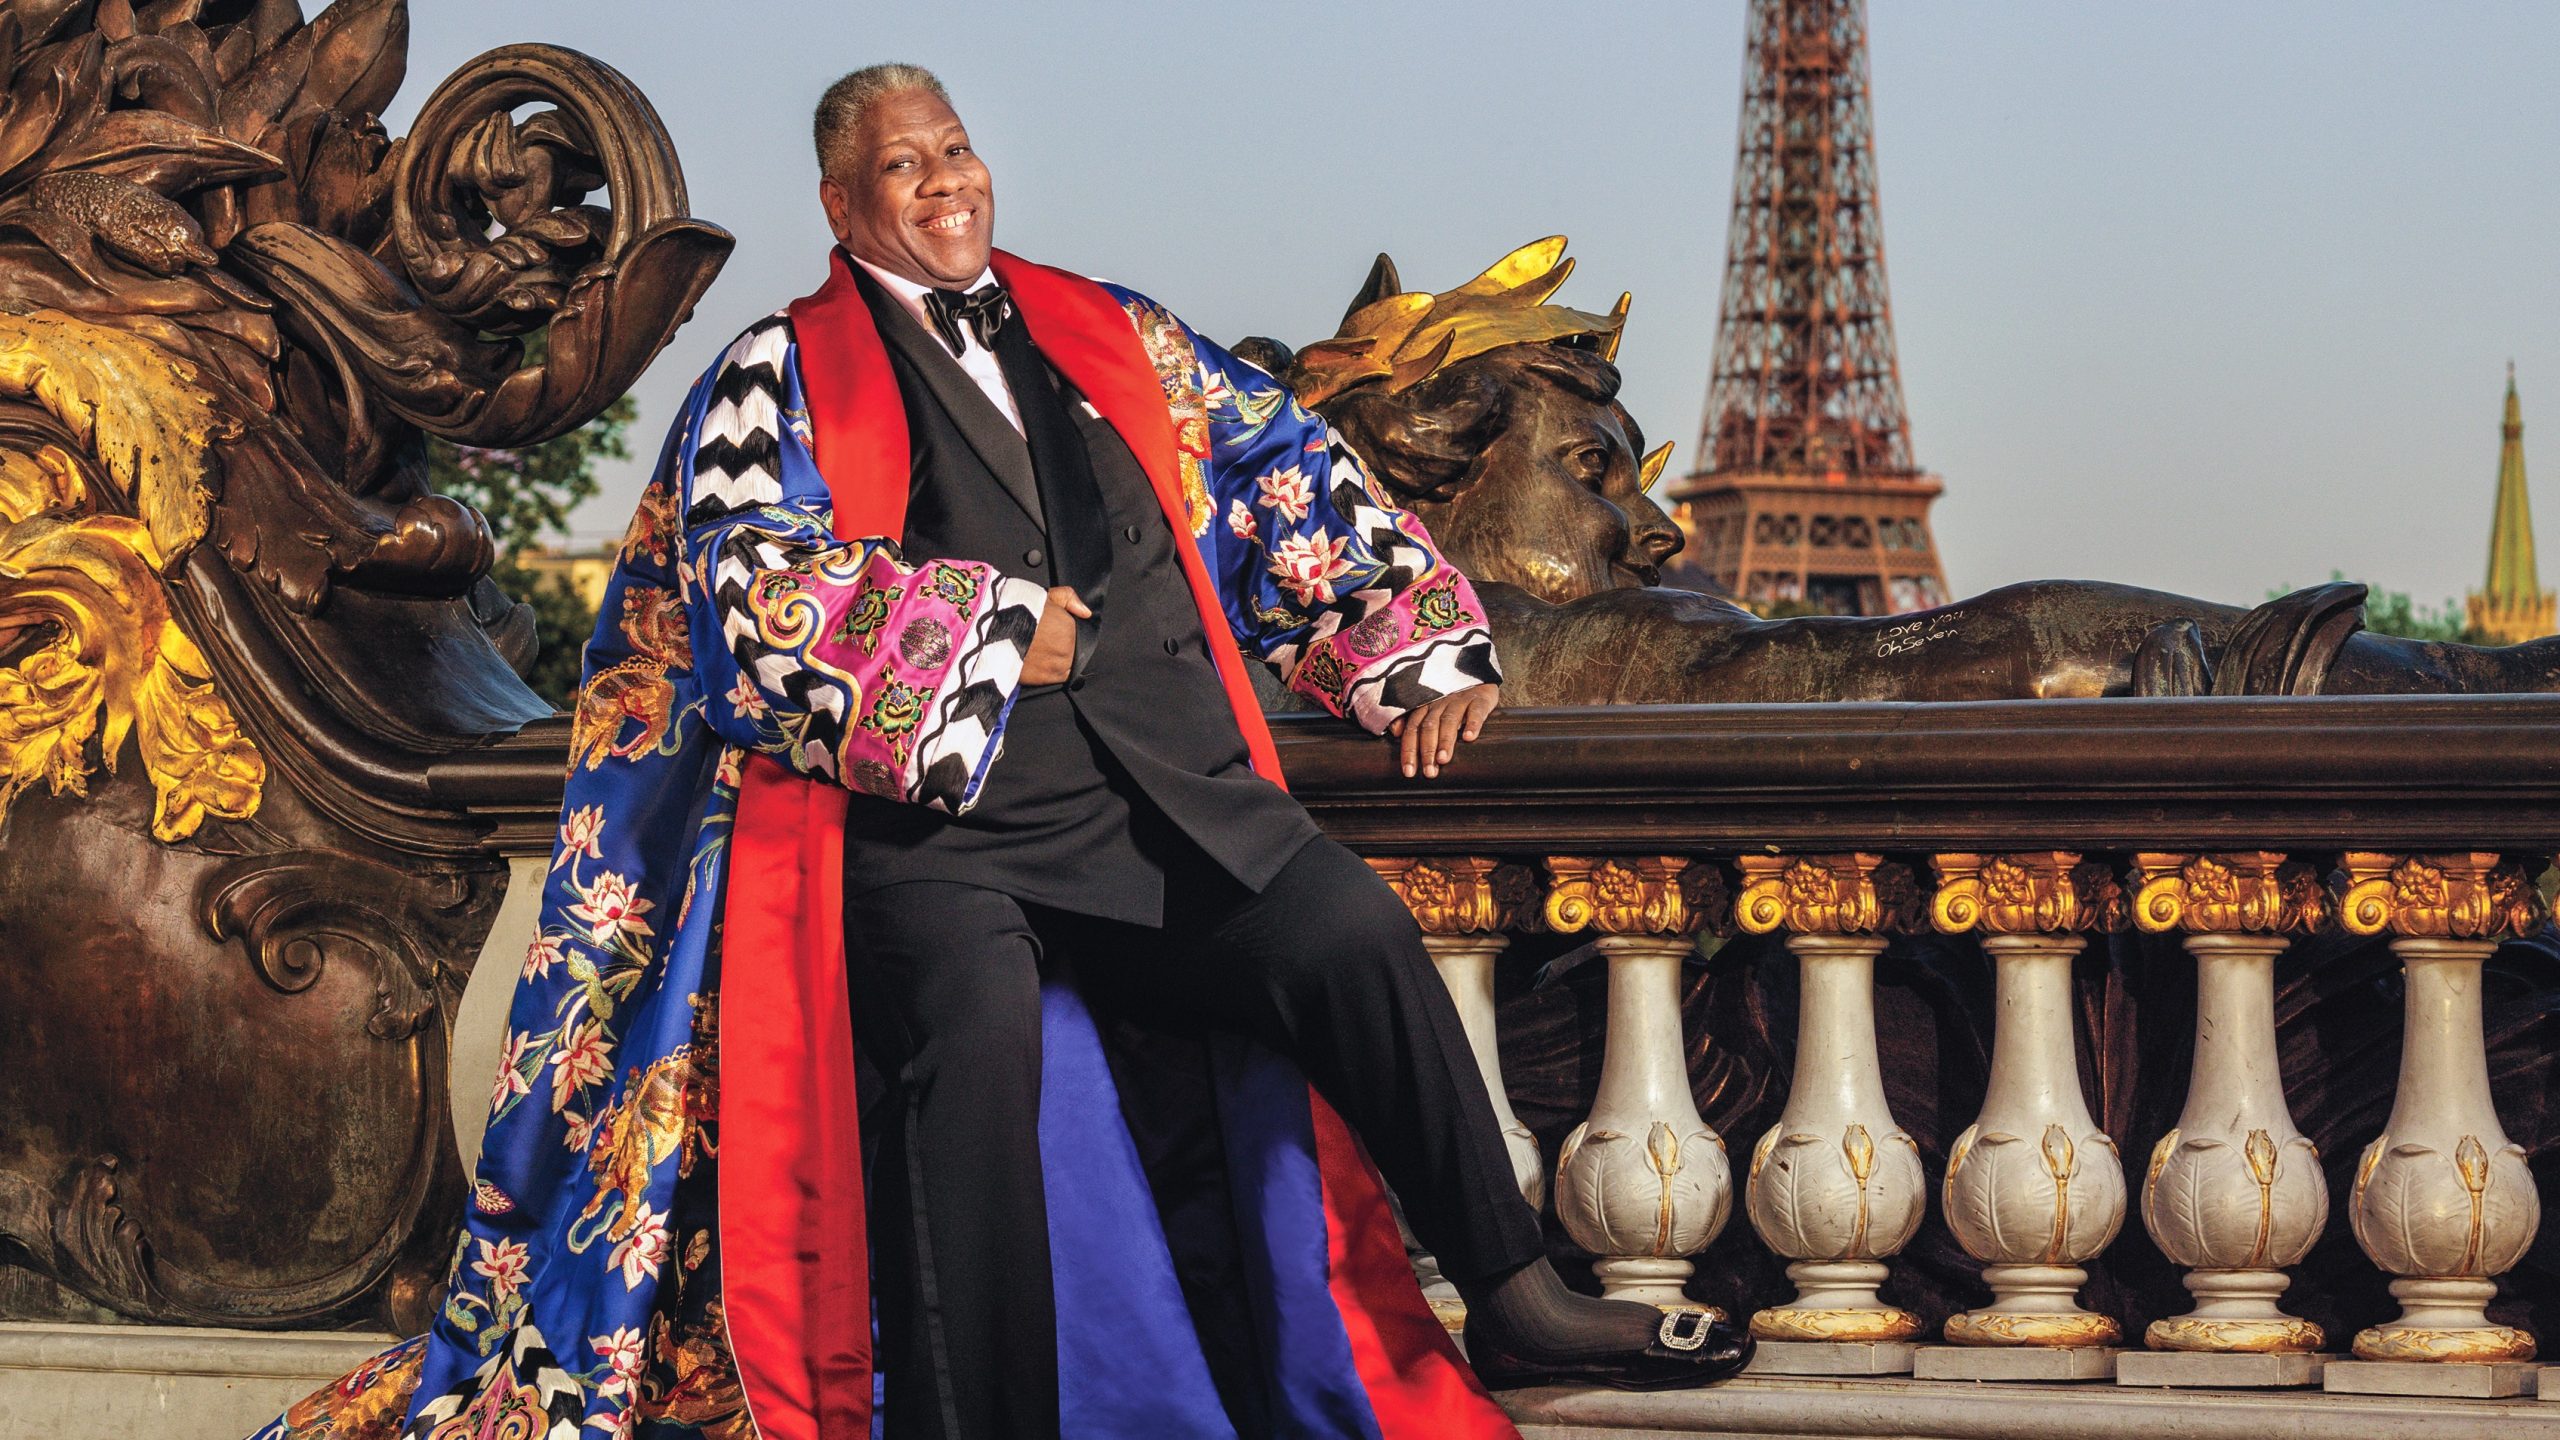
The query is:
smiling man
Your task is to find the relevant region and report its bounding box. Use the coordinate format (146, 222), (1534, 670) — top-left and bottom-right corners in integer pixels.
(386, 62), (1748, 1440)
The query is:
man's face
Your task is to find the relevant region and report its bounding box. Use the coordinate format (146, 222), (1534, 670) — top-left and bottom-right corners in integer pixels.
(819, 89), (994, 289)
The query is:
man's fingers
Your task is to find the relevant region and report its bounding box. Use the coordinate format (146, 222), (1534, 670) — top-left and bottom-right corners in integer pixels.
(1462, 687), (1498, 740)
(1399, 705), (1424, 777)
(1419, 702), (1448, 777)
(1055, 586), (1094, 619)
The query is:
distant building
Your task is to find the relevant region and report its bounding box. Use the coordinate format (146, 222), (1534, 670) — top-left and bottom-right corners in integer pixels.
(2465, 368), (2552, 644)
(512, 543), (618, 613)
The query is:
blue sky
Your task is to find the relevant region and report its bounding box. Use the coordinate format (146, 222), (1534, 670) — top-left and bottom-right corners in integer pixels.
(389, 1), (2560, 610)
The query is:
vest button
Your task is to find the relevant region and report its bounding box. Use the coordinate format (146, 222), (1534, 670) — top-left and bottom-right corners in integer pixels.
(1163, 636), (1181, 656)
(1068, 675), (1087, 693)
(1123, 524), (1142, 543)
(1024, 547), (1044, 568)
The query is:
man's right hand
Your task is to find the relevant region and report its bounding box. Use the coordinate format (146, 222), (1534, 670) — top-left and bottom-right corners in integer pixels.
(1022, 586), (1091, 685)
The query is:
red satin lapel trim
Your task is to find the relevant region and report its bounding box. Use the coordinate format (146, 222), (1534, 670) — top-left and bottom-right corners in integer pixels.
(720, 249), (912, 1440)
(992, 251), (1285, 787)
(790, 248), (911, 542)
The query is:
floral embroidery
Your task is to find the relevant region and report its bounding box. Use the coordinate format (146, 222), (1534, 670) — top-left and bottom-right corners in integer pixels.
(926, 562), (981, 609)
(555, 804), (605, 870)
(470, 1237), (531, 1300)
(551, 1021), (613, 1112)
(592, 1325), (648, 1400)
(723, 672), (768, 720)
(473, 1181), (515, 1216)
(1268, 531), (1357, 606)
(568, 870), (655, 951)
(522, 934), (566, 981)
(610, 1200), (670, 1289)
(1411, 574), (1474, 635)
(1227, 498), (1257, 541)
(490, 1032), (534, 1113)
(836, 579), (893, 652)
(1297, 646), (1349, 701)
(861, 677), (933, 757)
(1255, 464), (1315, 523)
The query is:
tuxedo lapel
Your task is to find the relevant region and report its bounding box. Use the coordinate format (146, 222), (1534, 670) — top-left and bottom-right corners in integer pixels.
(847, 263), (1046, 532)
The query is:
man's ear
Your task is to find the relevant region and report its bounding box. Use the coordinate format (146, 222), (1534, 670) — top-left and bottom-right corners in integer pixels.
(818, 175), (854, 242)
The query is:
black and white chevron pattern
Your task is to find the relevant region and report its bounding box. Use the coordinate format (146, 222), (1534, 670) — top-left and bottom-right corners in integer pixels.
(400, 1323), (585, 1440)
(685, 314), (792, 527)
(911, 578), (1045, 813)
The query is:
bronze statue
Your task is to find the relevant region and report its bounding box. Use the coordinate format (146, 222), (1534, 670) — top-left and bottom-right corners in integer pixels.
(1247, 239), (2560, 705)
(0, 0), (724, 1331)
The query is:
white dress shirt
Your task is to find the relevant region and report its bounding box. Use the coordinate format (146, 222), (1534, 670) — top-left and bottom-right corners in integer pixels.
(852, 256), (1024, 435)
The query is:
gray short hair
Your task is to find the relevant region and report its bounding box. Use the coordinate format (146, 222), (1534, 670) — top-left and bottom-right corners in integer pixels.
(814, 63), (950, 179)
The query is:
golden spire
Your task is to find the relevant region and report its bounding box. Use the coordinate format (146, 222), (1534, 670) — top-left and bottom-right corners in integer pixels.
(2467, 364), (2553, 644)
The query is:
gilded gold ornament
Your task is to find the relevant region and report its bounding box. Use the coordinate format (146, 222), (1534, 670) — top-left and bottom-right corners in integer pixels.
(1940, 1310), (2121, 1349)
(2130, 852), (2326, 935)
(2337, 852), (2543, 939)
(1733, 853), (1920, 935)
(1930, 852), (2124, 935)
(1368, 855), (1540, 934)
(1292, 237), (1627, 408)
(1748, 1305), (1926, 1343)
(2351, 1323), (2536, 1363)
(0, 312), (261, 840)
(1543, 855), (1728, 936)
(2144, 1315), (2325, 1354)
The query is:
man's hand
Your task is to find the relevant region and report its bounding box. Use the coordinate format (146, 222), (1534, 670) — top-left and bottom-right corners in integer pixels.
(1390, 683), (1500, 779)
(1022, 586), (1091, 686)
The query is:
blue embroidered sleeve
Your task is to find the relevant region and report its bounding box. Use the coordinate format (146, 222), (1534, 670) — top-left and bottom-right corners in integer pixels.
(1106, 292), (1500, 733)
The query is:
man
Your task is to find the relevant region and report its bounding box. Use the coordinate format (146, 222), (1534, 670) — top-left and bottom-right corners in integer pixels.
(248, 62), (1746, 1440)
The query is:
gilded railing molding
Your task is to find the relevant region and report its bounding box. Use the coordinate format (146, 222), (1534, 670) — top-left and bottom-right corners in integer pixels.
(2130, 851), (2327, 935)
(1543, 854), (1729, 937)
(1367, 855), (1541, 935)
(1733, 853), (1922, 936)
(2335, 851), (2543, 940)
(1930, 851), (2127, 936)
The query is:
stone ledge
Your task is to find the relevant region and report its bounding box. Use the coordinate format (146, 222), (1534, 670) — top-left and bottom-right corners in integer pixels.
(1500, 1374), (2560, 1440)
(0, 1323), (396, 1440)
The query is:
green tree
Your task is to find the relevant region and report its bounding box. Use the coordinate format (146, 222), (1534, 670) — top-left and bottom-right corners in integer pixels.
(2268, 571), (2483, 645)
(430, 393), (636, 708)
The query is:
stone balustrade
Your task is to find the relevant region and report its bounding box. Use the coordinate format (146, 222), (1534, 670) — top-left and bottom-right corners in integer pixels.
(1366, 846), (2551, 1398)
(440, 696), (2560, 1412)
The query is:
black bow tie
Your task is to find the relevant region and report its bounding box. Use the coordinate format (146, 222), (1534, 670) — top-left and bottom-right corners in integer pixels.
(921, 282), (1011, 358)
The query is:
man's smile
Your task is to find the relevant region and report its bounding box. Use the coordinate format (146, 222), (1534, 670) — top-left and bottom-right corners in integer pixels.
(918, 207), (976, 236)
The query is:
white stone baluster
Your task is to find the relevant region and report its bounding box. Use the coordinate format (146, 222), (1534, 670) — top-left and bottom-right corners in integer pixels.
(1732, 855), (1927, 1373)
(1917, 853), (2128, 1381)
(1424, 933), (1546, 1207)
(2326, 854), (2542, 1398)
(1546, 856), (1732, 1306)
(1369, 856), (1545, 1329)
(2118, 853), (2330, 1388)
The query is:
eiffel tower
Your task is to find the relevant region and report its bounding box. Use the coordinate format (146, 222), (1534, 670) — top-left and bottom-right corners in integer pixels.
(1667, 0), (1949, 616)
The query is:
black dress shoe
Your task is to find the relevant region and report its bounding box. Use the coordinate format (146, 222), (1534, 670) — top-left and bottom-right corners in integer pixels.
(1466, 1305), (1754, 1392)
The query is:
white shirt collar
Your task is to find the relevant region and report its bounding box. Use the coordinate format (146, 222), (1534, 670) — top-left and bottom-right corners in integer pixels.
(849, 253), (998, 338)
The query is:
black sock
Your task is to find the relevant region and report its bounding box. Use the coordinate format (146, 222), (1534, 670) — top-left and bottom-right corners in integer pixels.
(1456, 1257), (1662, 1360)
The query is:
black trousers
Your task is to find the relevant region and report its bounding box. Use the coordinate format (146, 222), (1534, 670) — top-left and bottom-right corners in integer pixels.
(842, 833), (1548, 1440)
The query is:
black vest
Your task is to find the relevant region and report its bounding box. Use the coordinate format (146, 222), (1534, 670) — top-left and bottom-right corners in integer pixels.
(836, 268), (1316, 925)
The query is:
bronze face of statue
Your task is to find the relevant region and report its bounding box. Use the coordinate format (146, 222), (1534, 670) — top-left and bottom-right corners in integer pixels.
(1259, 240), (2560, 705)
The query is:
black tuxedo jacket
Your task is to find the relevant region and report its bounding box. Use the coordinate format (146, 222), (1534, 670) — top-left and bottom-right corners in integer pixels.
(836, 266), (1317, 925)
